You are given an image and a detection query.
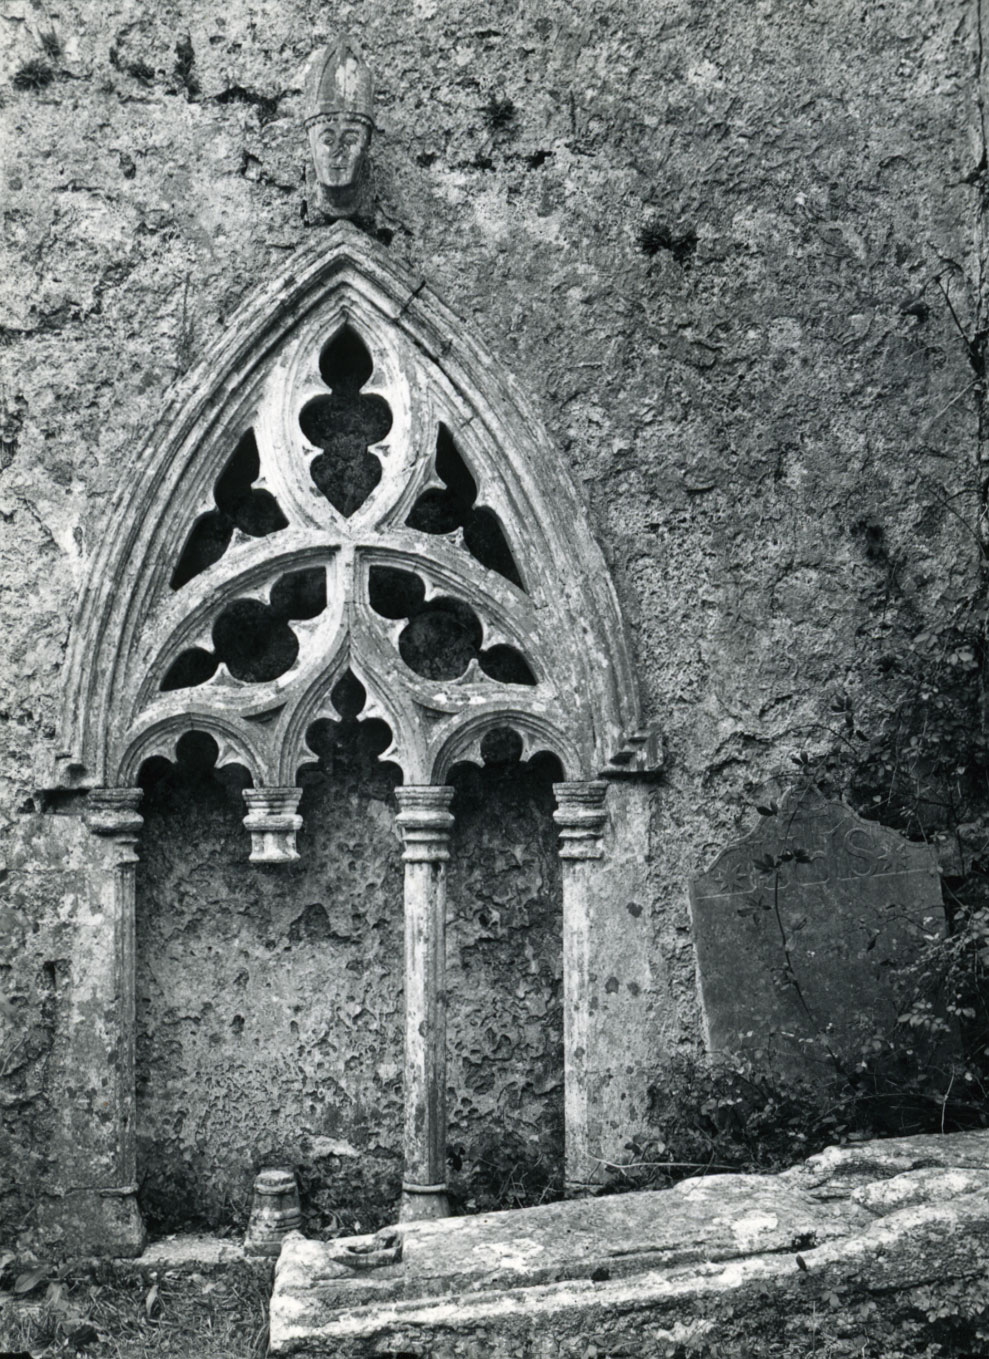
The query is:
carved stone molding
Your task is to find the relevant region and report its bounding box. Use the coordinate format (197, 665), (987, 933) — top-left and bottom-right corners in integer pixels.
(395, 784), (455, 862)
(85, 787), (144, 863)
(58, 224), (647, 850)
(243, 787), (304, 863)
(602, 726), (664, 779)
(85, 786), (144, 832)
(553, 781), (609, 860)
(245, 1167), (303, 1257)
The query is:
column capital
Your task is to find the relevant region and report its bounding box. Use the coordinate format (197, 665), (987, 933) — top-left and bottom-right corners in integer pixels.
(243, 787), (303, 863)
(553, 780), (609, 860)
(395, 785), (455, 863)
(85, 788), (144, 846)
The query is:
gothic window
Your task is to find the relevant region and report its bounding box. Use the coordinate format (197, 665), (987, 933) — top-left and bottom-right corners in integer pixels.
(47, 226), (653, 1256)
(58, 227), (645, 844)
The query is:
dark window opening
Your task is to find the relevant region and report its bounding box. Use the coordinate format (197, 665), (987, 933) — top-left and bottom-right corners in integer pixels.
(367, 565), (536, 685)
(137, 731), (253, 804)
(299, 669), (397, 784)
(406, 425), (525, 590)
(171, 430), (288, 590)
(162, 567), (326, 690)
(299, 327), (392, 518)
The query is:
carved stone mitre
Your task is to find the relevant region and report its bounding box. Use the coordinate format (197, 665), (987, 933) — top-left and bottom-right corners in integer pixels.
(304, 36), (375, 216)
(305, 35), (374, 127)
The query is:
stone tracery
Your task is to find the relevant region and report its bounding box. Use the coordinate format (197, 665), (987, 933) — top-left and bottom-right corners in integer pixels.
(59, 224), (644, 808)
(52, 223), (655, 1245)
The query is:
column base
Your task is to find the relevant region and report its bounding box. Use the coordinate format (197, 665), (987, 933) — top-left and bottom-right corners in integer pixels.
(37, 1187), (146, 1258)
(564, 1179), (605, 1200)
(398, 1182), (451, 1221)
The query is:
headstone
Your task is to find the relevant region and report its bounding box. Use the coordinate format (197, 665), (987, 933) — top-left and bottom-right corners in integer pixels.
(688, 788), (947, 1073)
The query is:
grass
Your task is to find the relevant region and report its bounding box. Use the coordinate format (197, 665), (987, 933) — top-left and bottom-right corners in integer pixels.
(0, 1261), (270, 1358)
(12, 58), (56, 89)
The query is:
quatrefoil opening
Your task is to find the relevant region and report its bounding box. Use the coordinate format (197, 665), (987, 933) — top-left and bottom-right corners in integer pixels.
(406, 425), (525, 590)
(171, 430), (289, 590)
(368, 566), (535, 685)
(161, 567), (327, 690)
(299, 327), (392, 518)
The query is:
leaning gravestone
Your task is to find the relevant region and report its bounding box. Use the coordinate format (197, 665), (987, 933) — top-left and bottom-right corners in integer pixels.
(689, 788), (947, 1075)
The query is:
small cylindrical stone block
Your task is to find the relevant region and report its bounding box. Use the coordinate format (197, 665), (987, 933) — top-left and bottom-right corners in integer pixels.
(243, 787), (304, 863)
(244, 1167), (302, 1257)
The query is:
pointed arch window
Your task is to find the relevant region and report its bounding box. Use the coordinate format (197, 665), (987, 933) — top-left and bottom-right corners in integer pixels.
(45, 227), (656, 1251)
(59, 225), (646, 831)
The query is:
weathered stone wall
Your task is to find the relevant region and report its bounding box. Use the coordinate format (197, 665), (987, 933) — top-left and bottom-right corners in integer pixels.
(134, 726), (405, 1235)
(134, 733), (562, 1234)
(446, 759), (564, 1210)
(1, 0), (984, 1246)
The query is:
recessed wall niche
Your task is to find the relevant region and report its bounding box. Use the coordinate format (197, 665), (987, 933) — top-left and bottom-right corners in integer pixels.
(134, 719), (563, 1231)
(47, 225), (652, 1256)
(446, 742), (565, 1211)
(135, 723), (405, 1233)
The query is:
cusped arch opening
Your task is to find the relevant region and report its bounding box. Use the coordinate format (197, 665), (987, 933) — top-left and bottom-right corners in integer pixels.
(444, 727), (565, 1211)
(299, 324), (392, 518)
(296, 668), (404, 791)
(135, 698), (407, 1238)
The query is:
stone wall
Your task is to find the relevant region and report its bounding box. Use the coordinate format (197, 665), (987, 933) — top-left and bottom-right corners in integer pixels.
(1, 0), (984, 1247)
(134, 727), (405, 1235)
(134, 733), (562, 1234)
(445, 758), (564, 1212)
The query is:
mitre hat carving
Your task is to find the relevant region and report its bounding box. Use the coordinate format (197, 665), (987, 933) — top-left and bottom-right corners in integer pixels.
(304, 36), (375, 128)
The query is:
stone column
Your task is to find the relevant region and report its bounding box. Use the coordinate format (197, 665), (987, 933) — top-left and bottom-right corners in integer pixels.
(39, 788), (147, 1255)
(553, 780), (609, 1195)
(395, 785), (455, 1221)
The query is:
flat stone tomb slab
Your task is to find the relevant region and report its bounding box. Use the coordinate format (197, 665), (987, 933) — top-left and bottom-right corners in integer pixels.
(269, 1131), (989, 1357)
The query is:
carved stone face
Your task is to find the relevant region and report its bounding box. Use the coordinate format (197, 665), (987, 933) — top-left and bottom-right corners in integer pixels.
(308, 115), (372, 190)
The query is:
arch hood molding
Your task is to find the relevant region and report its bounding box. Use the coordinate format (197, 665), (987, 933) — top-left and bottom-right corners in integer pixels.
(58, 223), (653, 792)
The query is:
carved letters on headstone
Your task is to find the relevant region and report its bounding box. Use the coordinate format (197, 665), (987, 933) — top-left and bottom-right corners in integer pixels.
(688, 788), (947, 1074)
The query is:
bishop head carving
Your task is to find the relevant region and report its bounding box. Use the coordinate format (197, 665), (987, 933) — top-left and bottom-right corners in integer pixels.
(304, 36), (375, 218)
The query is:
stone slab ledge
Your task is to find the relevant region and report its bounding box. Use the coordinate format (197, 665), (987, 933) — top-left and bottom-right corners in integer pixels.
(269, 1130), (989, 1357)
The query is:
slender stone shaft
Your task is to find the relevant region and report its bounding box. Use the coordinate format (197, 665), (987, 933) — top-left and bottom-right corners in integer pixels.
(396, 785), (455, 1221)
(553, 780), (609, 1194)
(51, 787), (148, 1254)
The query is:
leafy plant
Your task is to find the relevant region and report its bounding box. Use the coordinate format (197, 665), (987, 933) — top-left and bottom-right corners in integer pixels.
(447, 1125), (564, 1214)
(12, 57), (56, 90)
(625, 625), (989, 1188)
